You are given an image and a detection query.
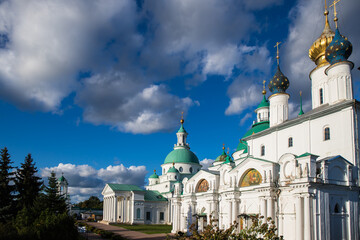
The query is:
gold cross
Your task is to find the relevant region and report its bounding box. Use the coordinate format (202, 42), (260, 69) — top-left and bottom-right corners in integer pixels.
(222, 143), (225, 150)
(274, 42), (281, 64)
(227, 147), (230, 155)
(329, 0), (341, 27)
(263, 80), (266, 90)
(300, 91), (302, 96)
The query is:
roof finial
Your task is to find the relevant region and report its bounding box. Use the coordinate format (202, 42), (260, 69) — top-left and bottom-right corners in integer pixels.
(330, 0), (341, 28)
(180, 111), (184, 124)
(324, 0), (330, 28)
(262, 80), (267, 95)
(299, 91), (304, 116)
(154, 169), (156, 173)
(274, 42), (281, 65)
(222, 143), (225, 151)
(227, 147), (230, 155)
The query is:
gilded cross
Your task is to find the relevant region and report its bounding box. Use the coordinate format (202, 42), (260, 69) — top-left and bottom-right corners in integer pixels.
(330, 0), (341, 27)
(274, 42), (281, 64)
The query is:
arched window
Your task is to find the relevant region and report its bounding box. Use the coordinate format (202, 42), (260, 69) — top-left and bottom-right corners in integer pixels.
(324, 127), (330, 141)
(189, 167), (193, 173)
(136, 208), (141, 219)
(240, 169), (262, 187)
(334, 203), (340, 213)
(179, 167), (183, 172)
(288, 137), (293, 147)
(320, 88), (324, 105)
(261, 145), (265, 156)
(196, 179), (209, 192)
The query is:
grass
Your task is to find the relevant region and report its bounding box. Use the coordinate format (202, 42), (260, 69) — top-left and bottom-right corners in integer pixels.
(111, 223), (172, 234)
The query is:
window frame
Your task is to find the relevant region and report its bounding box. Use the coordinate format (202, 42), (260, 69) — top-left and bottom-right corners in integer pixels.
(260, 145), (265, 156)
(324, 127), (330, 141)
(288, 137), (293, 147)
(320, 88), (324, 105)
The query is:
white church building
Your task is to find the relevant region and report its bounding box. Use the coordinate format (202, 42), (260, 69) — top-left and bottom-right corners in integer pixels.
(102, 4), (359, 240)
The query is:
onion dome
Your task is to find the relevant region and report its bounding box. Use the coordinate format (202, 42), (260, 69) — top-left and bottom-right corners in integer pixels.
(215, 144), (227, 162)
(309, 9), (335, 66)
(325, 28), (352, 65)
(164, 148), (199, 164)
(149, 170), (159, 179)
(268, 65), (289, 94)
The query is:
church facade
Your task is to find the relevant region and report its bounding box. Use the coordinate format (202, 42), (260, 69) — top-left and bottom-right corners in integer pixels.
(102, 5), (359, 240)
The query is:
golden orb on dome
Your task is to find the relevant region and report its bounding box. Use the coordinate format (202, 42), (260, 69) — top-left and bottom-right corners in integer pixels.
(309, 10), (335, 67)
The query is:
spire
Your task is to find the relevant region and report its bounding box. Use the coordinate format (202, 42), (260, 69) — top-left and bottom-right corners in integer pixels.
(298, 91), (304, 116)
(262, 80), (266, 95)
(175, 112), (189, 149)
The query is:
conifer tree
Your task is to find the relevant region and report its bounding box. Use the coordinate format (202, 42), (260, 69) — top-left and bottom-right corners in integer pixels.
(42, 171), (67, 214)
(0, 147), (15, 222)
(15, 154), (43, 209)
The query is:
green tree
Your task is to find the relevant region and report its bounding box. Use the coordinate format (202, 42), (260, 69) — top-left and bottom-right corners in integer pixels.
(15, 154), (43, 209)
(41, 171), (67, 214)
(75, 196), (103, 209)
(0, 147), (16, 222)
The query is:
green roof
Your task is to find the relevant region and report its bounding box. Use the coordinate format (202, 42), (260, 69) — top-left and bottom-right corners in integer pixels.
(257, 95), (269, 109)
(149, 172), (159, 179)
(236, 140), (248, 152)
(178, 123), (186, 133)
(167, 166), (179, 173)
(243, 121), (270, 138)
(164, 148), (199, 164)
(107, 183), (143, 192)
(296, 152), (319, 158)
(144, 190), (167, 202)
(223, 155), (233, 164)
(58, 175), (67, 183)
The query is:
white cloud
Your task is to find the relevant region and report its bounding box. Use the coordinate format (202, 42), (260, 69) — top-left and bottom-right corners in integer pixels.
(41, 163), (148, 203)
(225, 80), (262, 115)
(200, 158), (214, 170)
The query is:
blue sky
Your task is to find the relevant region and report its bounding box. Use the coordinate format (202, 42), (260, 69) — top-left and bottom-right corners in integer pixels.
(0, 0), (359, 202)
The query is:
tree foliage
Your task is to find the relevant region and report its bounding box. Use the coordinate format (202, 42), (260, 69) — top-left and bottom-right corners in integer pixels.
(0, 149), (80, 240)
(75, 196), (103, 209)
(0, 147), (16, 222)
(40, 171), (67, 214)
(173, 214), (283, 240)
(15, 154), (43, 209)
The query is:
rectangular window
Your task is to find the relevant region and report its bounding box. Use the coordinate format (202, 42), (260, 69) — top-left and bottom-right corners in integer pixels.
(146, 212), (151, 221)
(160, 212), (164, 221)
(320, 88), (324, 105)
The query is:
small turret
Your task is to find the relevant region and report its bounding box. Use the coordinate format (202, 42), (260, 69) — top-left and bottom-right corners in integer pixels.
(255, 80), (270, 123)
(149, 170), (159, 185)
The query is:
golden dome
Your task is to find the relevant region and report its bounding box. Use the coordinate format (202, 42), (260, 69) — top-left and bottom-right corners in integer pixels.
(309, 10), (335, 67)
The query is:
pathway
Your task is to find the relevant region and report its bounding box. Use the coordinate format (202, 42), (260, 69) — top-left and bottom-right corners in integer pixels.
(85, 221), (173, 240)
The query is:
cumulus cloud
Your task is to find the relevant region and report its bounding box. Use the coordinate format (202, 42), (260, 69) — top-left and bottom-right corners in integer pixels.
(200, 158), (214, 170)
(41, 163), (147, 203)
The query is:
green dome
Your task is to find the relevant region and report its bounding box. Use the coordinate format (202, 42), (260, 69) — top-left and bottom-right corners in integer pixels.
(223, 155), (233, 164)
(164, 148), (199, 164)
(215, 149), (227, 162)
(236, 140), (248, 152)
(167, 166), (179, 173)
(257, 95), (269, 109)
(149, 171), (159, 179)
(243, 121), (270, 138)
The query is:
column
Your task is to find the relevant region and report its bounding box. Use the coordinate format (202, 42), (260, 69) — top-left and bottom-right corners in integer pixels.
(229, 201), (232, 227)
(296, 196), (303, 240)
(304, 195), (311, 240)
(232, 200), (237, 224)
(278, 213), (283, 236)
(114, 197), (118, 222)
(261, 198), (267, 219)
(267, 197), (274, 220)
